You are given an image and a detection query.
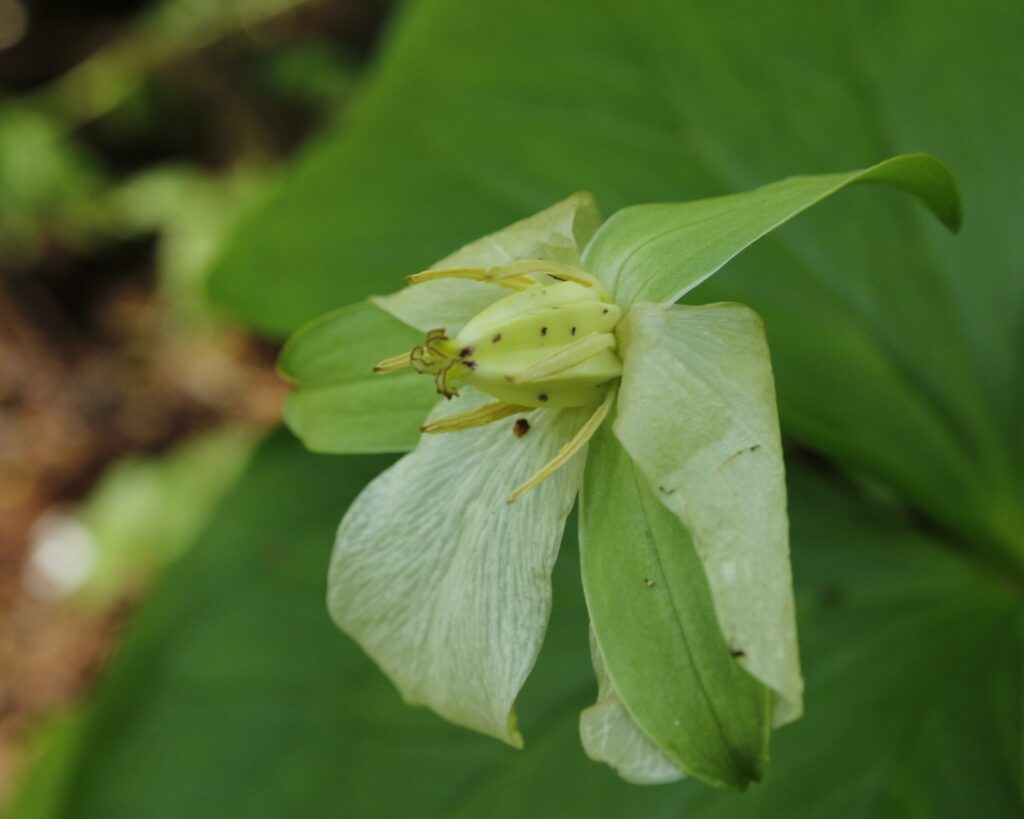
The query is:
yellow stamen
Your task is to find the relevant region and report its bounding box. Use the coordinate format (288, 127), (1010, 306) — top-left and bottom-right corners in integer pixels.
(421, 401), (530, 434)
(407, 268), (534, 290)
(373, 352), (412, 373)
(486, 260), (608, 297)
(507, 390), (614, 502)
(506, 332), (616, 384)
(407, 260), (609, 298)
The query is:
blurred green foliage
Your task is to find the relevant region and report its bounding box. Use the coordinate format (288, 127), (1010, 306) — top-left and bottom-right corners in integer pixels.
(7, 0), (1022, 816)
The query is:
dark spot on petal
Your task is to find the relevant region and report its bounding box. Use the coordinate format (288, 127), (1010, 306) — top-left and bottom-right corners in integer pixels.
(465, 360), (477, 370)
(513, 418), (530, 437)
(540, 326), (548, 336)
(658, 485), (676, 495)
(643, 577), (656, 589)
(459, 346), (472, 358)
(538, 393), (549, 402)
(602, 308), (609, 314)
(571, 326), (577, 336)
(492, 333), (502, 343)
(730, 649), (746, 658)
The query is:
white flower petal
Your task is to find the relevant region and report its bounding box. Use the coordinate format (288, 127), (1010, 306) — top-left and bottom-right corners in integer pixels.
(328, 390), (592, 745)
(579, 628), (684, 785)
(614, 301), (803, 723)
(374, 192), (601, 334)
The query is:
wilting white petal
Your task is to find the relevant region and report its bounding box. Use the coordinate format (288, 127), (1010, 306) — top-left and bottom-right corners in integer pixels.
(614, 301), (803, 723)
(328, 390), (593, 745)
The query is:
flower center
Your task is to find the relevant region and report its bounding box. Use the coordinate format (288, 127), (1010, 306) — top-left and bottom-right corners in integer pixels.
(373, 260), (622, 501)
(376, 260), (623, 408)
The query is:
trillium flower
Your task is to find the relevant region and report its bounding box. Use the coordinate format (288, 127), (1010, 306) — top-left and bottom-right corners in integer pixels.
(280, 155), (960, 788)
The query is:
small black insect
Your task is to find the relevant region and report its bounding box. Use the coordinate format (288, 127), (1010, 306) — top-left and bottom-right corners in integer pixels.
(459, 346), (473, 358)
(537, 393), (549, 402)
(570, 326), (577, 336)
(513, 418), (530, 438)
(643, 578), (656, 589)
(540, 326), (548, 336)
(492, 333), (502, 343)
(730, 649), (746, 658)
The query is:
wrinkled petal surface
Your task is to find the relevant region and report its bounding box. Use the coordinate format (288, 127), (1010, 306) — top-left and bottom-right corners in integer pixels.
(614, 301), (803, 722)
(328, 390), (592, 745)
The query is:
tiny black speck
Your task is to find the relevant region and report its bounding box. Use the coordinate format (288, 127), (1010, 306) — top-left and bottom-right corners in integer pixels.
(459, 346), (472, 358)
(730, 649), (746, 658)
(540, 326), (548, 336)
(602, 308), (609, 314)
(538, 393), (549, 402)
(571, 326), (577, 336)
(492, 334), (502, 343)
(513, 418), (530, 437)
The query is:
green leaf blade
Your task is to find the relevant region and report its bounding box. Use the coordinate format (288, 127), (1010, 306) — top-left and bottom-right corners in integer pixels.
(579, 426), (772, 790)
(582, 153), (961, 307)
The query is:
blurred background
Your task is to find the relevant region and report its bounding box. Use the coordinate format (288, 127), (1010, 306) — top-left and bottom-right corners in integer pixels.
(0, 0), (385, 806)
(0, 1), (1020, 817)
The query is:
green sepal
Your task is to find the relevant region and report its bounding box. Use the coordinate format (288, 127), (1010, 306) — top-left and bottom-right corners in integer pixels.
(278, 301), (436, 453)
(580, 425), (772, 790)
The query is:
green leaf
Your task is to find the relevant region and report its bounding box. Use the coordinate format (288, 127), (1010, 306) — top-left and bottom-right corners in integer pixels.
(613, 301), (801, 719)
(579, 425), (771, 789)
(23, 434), (1020, 818)
(328, 391), (590, 746)
(207, 0), (1024, 568)
(279, 300), (436, 453)
(582, 154), (960, 307)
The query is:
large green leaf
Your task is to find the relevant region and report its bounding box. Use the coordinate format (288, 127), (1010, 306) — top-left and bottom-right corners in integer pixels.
(207, 0), (1024, 570)
(22, 433), (1020, 818)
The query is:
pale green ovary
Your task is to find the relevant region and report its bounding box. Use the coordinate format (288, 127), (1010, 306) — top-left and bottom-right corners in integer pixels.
(455, 281), (623, 408)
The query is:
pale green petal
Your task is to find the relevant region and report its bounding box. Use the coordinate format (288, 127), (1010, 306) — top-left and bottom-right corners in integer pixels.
(582, 153), (961, 306)
(375, 191), (602, 334)
(279, 300), (437, 453)
(434, 190), (602, 269)
(614, 301), (803, 723)
(372, 278), (505, 337)
(579, 628), (683, 785)
(328, 390), (592, 745)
